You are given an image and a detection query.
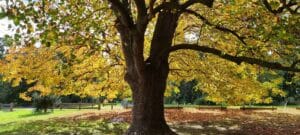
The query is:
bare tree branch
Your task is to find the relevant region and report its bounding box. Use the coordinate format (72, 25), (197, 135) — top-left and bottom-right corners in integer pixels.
(169, 44), (300, 72)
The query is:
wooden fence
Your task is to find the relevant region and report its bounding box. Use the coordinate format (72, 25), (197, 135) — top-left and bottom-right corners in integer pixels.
(240, 106), (277, 111)
(0, 103), (14, 111)
(198, 106), (227, 110)
(58, 103), (117, 110)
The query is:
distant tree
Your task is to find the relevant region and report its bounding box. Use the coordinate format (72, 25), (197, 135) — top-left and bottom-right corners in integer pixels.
(280, 72), (300, 105)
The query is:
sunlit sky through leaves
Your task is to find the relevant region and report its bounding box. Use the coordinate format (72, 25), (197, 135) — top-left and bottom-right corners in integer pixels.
(0, 1), (14, 38)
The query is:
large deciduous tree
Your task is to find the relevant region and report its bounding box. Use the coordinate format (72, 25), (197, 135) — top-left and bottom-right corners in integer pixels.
(1, 0), (300, 134)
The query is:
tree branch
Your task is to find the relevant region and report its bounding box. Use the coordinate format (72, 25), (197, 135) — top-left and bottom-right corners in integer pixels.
(181, 0), (214, 9)
(108, 0), (134, 28)
(261, 0), (299, 15)
(184, 9), (247, 45)
(149, 0), (156, 13)
(169, 44), (300, 72)
(134, 0), (147, 17)
(151, 2), (166, 16)
(133, 0), (148, 33)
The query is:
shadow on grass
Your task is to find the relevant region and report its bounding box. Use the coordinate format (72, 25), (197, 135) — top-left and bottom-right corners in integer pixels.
(0, 119), (128, 135)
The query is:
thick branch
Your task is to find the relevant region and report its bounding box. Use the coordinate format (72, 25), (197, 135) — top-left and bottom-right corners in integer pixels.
(151, 3), (166, 16)
(149, 0), (156, 13)
(134, 0), (148, 33)
(108, 0), (134, 27)
(134, 0), (147, 17)
(169, 44), (300, 72)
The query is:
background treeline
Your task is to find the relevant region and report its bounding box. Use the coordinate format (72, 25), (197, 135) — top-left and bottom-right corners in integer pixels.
(1, 76), (299, 106)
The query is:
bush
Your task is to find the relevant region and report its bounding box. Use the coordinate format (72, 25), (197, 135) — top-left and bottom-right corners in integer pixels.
(32, 93), (61, 113)
(194, 97), (216, 105)
(194, 98), (205, 105)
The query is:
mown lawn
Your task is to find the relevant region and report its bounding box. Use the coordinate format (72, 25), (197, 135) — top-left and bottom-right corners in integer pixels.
(1, 119), (128, 135)
(0, 107), (128, 134)
(0, 104), (124, 125)
(0, 108), (94, 124)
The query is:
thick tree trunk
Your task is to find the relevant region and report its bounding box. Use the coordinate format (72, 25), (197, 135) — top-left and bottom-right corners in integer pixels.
(125, 63), (176, 135)
(112, 2), (180, 134)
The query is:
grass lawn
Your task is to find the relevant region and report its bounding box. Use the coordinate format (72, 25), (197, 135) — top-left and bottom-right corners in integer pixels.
(1, 108), (77, 124)
(0, 104), (124, 124)
(0, 106), (299, 135)
(0, 106), (126, 134)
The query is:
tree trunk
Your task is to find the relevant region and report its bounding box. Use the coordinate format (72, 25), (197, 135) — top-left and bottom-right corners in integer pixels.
(44, 107), (47, 113)
(125, 62), (176, 135)
(114, 2), (180, 134)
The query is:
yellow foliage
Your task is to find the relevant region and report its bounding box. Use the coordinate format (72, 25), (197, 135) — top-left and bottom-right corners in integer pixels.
(0, 45), (129, 100)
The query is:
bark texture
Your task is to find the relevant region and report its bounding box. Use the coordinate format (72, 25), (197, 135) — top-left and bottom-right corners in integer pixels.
(125, 64), (176, 135)
(108, 1), (181, 134)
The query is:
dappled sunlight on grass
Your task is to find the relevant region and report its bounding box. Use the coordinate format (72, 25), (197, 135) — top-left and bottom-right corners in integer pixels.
(0, 108), (102, 125)
(1, 119), (128, 135)
(0, 108), (299, 134)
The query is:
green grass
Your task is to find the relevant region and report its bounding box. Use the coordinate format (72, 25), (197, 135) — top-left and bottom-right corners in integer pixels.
(0, 119), (128, 134)
(0, 108), (93, 125)
(0, 106), (299, 134)
(0, 108), (128, 134)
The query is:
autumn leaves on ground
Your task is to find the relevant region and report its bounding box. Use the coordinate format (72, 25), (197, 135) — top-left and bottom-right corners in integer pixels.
(2, 108), (299, 135)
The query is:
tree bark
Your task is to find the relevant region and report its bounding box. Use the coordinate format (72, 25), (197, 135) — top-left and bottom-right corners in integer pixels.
(125, 62), (176, 135)
(110, 2), (180, 134)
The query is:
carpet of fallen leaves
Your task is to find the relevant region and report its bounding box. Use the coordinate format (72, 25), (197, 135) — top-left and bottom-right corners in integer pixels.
(54, 108), (300, 135)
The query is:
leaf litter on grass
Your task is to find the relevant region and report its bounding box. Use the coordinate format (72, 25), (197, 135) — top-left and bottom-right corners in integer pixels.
(1, 108), (299, 135)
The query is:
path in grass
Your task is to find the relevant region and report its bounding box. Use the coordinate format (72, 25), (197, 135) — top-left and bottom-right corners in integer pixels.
(1, 108), (299, 135)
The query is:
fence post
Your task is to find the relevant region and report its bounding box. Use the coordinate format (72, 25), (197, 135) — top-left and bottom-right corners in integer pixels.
(98, 103), (101, 110)
(10, 103), (14, 112)
(92, 103), (94, 109)
(51, 104), (54, 112)
(79, 103), (81, 110)
(0, 103), (2, 110)
(60, 104), (63, 110)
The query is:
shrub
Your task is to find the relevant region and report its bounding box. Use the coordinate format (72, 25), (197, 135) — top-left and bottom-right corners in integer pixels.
(32, 93), (61, 113)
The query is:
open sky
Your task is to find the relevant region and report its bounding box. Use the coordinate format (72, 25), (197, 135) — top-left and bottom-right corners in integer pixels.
(0, 1), (14, 38)
(0, 18), (14, 38)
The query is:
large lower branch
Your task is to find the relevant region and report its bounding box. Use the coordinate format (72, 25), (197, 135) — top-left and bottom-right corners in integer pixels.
(169, 44), (300, 72)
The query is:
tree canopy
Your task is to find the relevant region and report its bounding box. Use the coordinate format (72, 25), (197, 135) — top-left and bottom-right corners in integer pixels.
(1, 0), (299, 104)
(0, 0), (299, 134)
